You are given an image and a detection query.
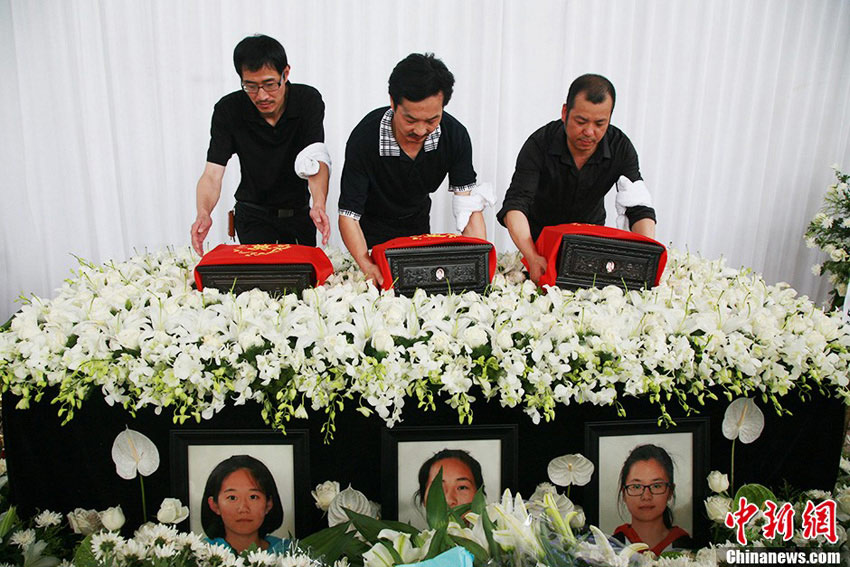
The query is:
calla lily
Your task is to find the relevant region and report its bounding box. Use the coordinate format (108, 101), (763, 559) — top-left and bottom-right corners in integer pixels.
(547, 454), (594, 487)
(111, 427), (159, 479)
(722, 397), (765, 443)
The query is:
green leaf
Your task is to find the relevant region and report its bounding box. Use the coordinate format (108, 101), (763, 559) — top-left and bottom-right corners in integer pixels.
(424, 527), (449, 560)
(469, 489), (499, 558)
(343, 508), (416, 543)
(425, 468), (449, 531)
(734, 483), (777, 508)
(300, 522), (367, 564)
(0, 507), (18, 539)
(448, 535), (490, 565)
(71, 534), (98, 567)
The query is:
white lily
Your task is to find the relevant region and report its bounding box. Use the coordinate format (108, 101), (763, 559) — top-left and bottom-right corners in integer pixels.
(574, 525), (647, 567)
(489, 489), (544, 559)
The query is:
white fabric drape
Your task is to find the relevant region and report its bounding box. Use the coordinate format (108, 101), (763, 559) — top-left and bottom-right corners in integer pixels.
(2, 0), (849, 321)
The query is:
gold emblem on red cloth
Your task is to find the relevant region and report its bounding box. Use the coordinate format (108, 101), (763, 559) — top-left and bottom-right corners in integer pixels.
(410, 233), (461, 240)
(234, 244), (292, 256)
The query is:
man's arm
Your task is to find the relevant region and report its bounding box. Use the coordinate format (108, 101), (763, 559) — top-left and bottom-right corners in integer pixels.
(307, 161), (331, 245)
(462, 210), (486, 239)
(338, 216), (383, 285)
(504, 210), (547, 283)
(631, 218), (656, 238)
(191, 162), (226, 255)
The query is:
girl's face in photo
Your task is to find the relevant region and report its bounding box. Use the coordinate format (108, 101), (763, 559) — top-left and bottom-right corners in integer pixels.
(208, 468), (272, 539)
(424, 457), (477, 508)
(623, 458), (671, 524)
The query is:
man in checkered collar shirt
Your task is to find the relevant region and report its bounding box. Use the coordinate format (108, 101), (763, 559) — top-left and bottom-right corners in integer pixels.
(338, 53), (488, 285)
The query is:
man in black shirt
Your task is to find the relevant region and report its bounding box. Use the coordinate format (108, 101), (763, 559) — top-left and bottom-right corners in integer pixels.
(190, 35), (331, 255)
(497, 74), (656, 283)
(338, 53), (491, 284)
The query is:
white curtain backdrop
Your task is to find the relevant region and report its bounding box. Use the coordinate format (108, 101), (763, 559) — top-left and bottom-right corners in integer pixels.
(2, 0), (849, 322)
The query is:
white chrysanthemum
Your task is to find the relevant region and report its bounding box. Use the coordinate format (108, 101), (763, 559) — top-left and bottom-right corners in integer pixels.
(9, 529), (35, 549)
(34, 510), (63, 528)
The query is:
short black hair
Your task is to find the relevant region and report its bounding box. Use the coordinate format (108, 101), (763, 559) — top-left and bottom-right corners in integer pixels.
(416, 448), (484, 504)
(201, 455), (284, 539)
(233, 35), (288, 77)
(617, 444), (676, 528)
(565, 73), (616, 113)
(388, 53), (454, 106)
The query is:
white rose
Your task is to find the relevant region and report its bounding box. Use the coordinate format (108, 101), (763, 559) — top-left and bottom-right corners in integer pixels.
(705, 495), (732, 523)
(707, 471), (730, 494)
(67, 508), (104, 535)
(312, 480), (341, 512)
(371, 330), (394, 353)
(462, 326), (488, 349)
(156, 498), (189, 524)
(99, 505), (126, 531)
(835, 486), (850, 520)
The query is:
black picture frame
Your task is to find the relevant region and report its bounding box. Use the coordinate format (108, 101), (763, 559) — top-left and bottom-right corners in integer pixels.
(584, 418), (709, 540)
(381, 424), (518, 528)
(170, 429), (310, 539)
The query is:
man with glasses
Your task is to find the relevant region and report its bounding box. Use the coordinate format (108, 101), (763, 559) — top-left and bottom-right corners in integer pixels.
(191, 35), (331, 255)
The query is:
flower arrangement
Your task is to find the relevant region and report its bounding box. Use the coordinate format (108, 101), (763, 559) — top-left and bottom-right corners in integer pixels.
(806, 165), (850, 309)
(1, 247), (849, 441)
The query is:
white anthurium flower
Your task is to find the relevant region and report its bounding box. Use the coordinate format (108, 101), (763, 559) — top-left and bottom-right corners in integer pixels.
(111, 427), (160, 479)
(722, 397), (765, 443)
(547, 453), (595, 487)
(327, 485), (374, 527)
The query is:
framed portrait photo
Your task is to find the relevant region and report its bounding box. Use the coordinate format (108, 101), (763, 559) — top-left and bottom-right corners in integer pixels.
(381, 425), (517, 529)
(170, 429), (310, 539)
(584, 418), (709, 539)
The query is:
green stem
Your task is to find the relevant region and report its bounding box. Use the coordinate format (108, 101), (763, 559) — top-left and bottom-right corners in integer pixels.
(139, 475), (147, 524)
(730, 438), (736, 496)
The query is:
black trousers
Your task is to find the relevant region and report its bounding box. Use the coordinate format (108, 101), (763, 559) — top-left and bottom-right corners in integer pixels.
(234, 202), (316, 247)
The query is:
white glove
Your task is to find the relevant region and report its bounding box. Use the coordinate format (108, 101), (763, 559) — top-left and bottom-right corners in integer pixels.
(452, 182), (496, 233)
(614, 176), (653, 230)
(294, 142), (332, 179)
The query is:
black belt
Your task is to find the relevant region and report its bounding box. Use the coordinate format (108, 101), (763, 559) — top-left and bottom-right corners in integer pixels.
(236, 201), (308, 218)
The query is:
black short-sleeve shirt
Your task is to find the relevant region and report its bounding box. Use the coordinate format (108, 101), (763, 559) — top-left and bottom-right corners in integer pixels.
(496, 120), (655, 240)
(206, 83), (324, 209)
(338, 107), (477, 248)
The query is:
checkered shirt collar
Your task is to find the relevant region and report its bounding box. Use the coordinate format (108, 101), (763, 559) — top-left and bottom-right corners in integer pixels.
(379, 108), (441, 157)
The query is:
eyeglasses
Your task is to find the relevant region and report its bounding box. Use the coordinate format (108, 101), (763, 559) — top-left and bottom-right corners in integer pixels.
(623, 482), (671, 496)
(241, 77), (282, 95)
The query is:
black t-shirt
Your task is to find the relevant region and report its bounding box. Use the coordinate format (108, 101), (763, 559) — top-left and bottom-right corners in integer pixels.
(206, 83), (324, 209)
(338, 107), (477, 248)
(496, 120), (655, 240)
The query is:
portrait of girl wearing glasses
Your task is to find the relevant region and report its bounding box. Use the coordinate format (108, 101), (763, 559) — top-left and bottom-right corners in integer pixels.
(611, 444), (693, 555)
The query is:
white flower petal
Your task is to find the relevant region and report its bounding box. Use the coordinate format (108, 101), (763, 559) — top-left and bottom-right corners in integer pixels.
(111, 428), (160, 479)
(722, 397), (765, 443)
(547, 454), (595, 487)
